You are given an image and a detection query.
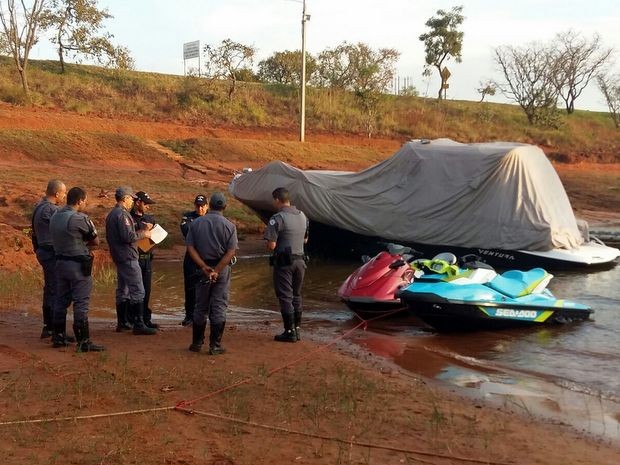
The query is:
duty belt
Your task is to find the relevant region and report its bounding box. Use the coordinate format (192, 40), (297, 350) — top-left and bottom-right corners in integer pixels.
(138, 253), (152, 261)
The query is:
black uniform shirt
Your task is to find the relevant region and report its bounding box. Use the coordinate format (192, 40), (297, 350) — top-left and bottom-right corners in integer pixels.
(186, 211), (238, 262)
(130, 209), (156, 257)
(105, 204), (139, 262)
(180, 210), (201, 240)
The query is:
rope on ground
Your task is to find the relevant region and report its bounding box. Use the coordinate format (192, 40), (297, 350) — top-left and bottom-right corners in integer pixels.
(175, 316), (372, 409)
(177, 406), (513, 465)
(0, 406), (174, 426)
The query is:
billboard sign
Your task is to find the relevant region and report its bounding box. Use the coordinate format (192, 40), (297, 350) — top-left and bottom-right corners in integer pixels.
(183, 41), (200, 60)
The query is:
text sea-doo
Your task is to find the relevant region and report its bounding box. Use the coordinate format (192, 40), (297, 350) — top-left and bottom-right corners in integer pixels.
(337, 244), (416, 317)
(397, 253), (593, 331)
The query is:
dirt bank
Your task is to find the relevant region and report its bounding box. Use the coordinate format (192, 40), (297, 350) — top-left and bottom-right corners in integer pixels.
(0, 310), (618, 465)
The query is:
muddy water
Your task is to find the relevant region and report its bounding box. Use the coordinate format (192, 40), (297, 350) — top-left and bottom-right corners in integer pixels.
(8, 255), (620, 440)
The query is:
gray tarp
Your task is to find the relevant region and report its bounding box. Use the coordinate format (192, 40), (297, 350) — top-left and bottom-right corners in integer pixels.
(229, 139), (584, 251)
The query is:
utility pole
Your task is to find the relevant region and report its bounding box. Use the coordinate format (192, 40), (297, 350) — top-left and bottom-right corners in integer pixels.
(300, 0), (309, 142)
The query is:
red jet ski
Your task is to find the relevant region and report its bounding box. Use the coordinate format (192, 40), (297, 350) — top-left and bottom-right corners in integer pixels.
(338, 244), (420, 317)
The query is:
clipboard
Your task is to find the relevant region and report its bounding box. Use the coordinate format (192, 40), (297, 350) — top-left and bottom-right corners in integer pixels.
(137, 224), (168, 253)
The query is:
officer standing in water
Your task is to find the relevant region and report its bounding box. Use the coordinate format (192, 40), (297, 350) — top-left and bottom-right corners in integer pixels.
(105, 186), (157, 335)
(130, 191), (159, 329)
(50, 187), (104, 352)
(264, 187), (309, 342)
(186, 192), (237, 354)
(179, 194), (209, 326)
(32, 179), (67, 339)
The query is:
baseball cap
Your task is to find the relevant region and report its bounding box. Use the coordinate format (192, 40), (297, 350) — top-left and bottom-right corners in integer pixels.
(135, 191), (156, 204)
(115, 186), (134, 199)
(194, 194), (208, 206)
(209, 192), (227, 208)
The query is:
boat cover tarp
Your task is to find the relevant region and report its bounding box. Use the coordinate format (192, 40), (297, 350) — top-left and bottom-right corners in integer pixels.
(228, 139), (583, 251)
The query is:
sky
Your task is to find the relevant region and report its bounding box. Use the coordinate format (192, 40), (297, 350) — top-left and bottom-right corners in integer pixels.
(29, 0), (620, 111)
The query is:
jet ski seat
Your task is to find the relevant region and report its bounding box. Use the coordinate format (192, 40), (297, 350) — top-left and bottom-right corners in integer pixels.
(487, 268), (552, 298)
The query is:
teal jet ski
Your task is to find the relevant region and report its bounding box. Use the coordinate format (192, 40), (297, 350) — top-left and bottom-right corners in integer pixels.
(396, 253), (593, 331)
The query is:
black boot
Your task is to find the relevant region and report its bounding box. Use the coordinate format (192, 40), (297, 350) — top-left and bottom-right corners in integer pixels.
(294, 311), (302, 341)
(40, 305), (52, 338)
(131, 302), (157, 335)
(274, 313), (296, 343)
(143, 307), (159, 329)
(74, 321), (105, 353)
(51, 312), (76, 347)
(189, 322), (206, 352)
(115, 301), (132, 332)
(208, 322), (226, 355)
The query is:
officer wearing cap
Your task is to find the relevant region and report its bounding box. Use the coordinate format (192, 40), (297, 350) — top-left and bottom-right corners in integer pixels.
(264, 187), (309, 343)
(179, 194), (208, 326)
(186, 192), (238, 354)
(32, 179), (68, 339)
(50, 187), (104, 352)
(105, 186), (157, 335)
(130, 191), (159, 329)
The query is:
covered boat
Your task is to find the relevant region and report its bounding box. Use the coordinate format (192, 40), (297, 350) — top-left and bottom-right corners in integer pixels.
(228, 139), (619, 269)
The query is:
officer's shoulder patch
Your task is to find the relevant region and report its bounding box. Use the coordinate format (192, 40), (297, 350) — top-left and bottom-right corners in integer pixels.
(268, 219), (276, 226)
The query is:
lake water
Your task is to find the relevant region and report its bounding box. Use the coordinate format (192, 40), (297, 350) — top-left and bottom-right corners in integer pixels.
(7, 254), (620, 440)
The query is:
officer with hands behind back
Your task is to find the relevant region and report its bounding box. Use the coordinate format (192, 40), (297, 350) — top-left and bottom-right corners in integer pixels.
(130, 191), (159, 329)
(179, 194), (209, 326)
(186, 192), (238, 355)
(50, 187), (104, 352)
(105, 186), (157, 335)
(264, 187), (309, 343)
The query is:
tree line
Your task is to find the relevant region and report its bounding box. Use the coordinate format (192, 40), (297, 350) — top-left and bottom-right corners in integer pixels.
(2, 1), (619, 129)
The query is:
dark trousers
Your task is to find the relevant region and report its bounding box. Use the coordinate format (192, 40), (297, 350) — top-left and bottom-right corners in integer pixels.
(36, 247), (56, 326)
(193, 266), (231, 326)
(54, 260), (92, 325)
(273, 260), (306, 317)
(114, 259), (145, 305)
(183, 253), (198, 319)
(138, 256), (152, 312)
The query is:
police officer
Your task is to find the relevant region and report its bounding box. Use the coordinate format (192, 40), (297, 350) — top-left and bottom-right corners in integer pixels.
(50, 187), (104, 352)
(32, 179), (67, 339)
(264, 187), (309, 343)
(130, 191), (159, 329)
(186, 192), (237, 354)
(179, 194), (208, 326)
(105, 186), (157, 335)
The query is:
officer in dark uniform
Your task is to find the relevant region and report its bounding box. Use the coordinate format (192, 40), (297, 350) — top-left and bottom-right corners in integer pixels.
(186, 192), (238, 354)
(105, 186), (157, 335)
(179, 194), (208, 326)
(130, 191), (159, 329)
(50, 187), (104, 352)
(264, 187), (309, 343)
(32, 179), (67, 339)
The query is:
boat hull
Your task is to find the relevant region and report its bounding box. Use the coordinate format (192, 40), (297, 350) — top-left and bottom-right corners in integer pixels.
(401, 293), (593, 332)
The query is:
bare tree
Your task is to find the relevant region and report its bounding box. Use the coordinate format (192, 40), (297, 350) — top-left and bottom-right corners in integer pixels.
(0, 0), (47, 97)
(204, 39), (256, 100)
(551, 30), (614, 114)
(419, 5), (465, 100)
(41, 0), (130, 73)
(476, 79), (496, 102)
(494, 42), (559, 125)
(597, 73), (620, 128)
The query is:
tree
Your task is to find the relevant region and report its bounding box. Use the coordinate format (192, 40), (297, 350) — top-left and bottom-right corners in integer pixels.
(257, 50), (316, 86)
(418, 5), (465, 100)
(551, 30), (614, 114)
(597, 73), (620, 129)
(204, 39), (256, 100)
(476, 79), (496, 102)
(41, 0), (127, 73)
(0, 0), (47, 97)
(494, 42), (559, 125)
(315, 42), (399, 137)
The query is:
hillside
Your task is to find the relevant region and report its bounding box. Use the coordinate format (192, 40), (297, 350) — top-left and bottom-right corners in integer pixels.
(1, 58), (619, 162)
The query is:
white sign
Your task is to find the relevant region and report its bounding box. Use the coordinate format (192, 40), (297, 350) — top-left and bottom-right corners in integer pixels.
(183, 41), (200, 60)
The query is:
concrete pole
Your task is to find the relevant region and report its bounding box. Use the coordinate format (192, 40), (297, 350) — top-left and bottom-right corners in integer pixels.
(300, 0), (308, 143)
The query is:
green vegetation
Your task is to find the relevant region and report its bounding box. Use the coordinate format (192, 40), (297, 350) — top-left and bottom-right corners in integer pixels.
(1, 57), (618, 161)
